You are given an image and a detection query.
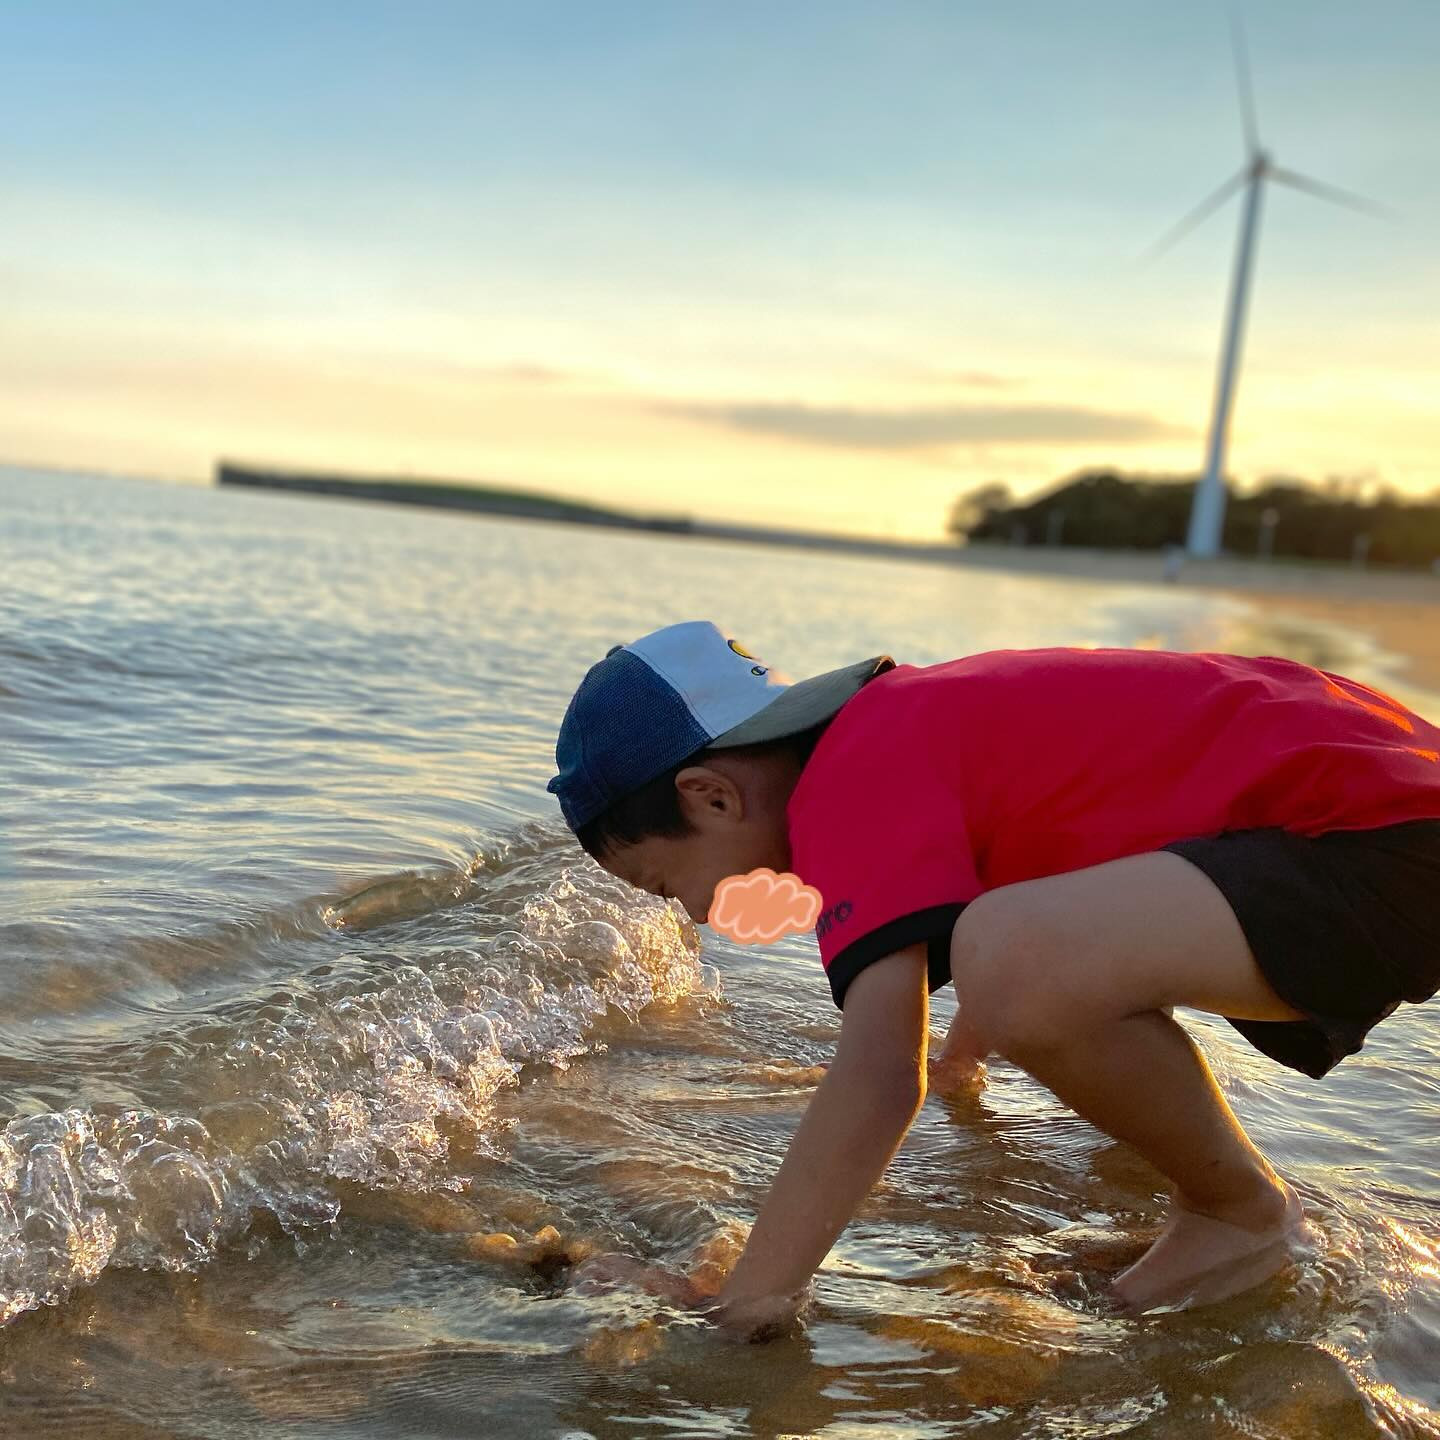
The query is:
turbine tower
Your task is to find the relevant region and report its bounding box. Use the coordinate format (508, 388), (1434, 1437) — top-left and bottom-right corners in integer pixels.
(1143, 18), (1385, 559)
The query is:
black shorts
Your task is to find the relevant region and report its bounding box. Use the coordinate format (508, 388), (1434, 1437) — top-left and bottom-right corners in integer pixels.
(1160, 818), (1440, 1080)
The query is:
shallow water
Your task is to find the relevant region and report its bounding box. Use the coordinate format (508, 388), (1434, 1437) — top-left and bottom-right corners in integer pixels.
(1, 468), (1437, 1439)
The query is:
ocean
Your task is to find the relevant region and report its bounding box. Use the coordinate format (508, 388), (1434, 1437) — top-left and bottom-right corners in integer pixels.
(1, 468), (1436, 1439)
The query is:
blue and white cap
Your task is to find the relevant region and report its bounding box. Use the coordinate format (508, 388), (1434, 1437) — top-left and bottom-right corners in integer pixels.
(546, 620), (894, 833)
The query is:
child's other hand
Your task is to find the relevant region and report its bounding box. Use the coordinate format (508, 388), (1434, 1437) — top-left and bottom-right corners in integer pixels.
(927, 1048), (987, 1099)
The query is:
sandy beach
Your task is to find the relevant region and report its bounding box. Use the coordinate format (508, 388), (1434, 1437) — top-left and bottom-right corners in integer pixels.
(1206, 588), (1440, 693)
(935, 544), (1440, 695)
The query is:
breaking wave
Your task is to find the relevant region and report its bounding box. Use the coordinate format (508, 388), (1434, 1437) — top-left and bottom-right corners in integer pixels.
(0, 835), (718, 1326)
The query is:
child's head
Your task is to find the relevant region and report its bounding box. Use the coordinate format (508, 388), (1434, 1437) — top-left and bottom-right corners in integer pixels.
(546, 621), (893, 924)
(572, 722), (829, 924)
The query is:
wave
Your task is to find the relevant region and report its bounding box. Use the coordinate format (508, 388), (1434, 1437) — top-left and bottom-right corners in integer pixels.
(0, 826), (718, 1327)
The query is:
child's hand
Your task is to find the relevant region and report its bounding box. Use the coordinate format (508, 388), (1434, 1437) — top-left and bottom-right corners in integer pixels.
(694, 1288), (807, 1344)
(570, 1253), (703, 1308)
(570, 1251), (804, 1342)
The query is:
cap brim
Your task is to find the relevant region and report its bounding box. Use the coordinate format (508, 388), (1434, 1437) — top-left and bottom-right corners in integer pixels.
(705, 656), (895, 748)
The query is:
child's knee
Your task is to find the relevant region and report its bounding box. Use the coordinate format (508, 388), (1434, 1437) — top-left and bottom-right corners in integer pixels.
(947, 889), (1076, 1057)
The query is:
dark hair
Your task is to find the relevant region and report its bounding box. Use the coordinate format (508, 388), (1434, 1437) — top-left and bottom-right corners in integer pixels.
(574, 718), (834, 863)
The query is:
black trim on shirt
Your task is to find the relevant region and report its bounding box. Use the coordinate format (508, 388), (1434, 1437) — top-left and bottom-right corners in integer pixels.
(827, 903), (969, 1009)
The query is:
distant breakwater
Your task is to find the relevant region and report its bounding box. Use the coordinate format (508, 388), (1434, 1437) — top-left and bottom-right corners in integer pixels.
(216, 463), (693, 534)
(213, 462), (970, 562)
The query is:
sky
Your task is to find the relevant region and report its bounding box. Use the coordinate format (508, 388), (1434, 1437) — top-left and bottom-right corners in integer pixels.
(2, 1), (1437, 540)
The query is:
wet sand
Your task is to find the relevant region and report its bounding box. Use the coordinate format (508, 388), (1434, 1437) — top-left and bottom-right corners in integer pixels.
(1208, 587), (1440, 694)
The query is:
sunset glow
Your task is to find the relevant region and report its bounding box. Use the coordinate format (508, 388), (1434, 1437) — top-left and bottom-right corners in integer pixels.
(4, 2), (1437, 539)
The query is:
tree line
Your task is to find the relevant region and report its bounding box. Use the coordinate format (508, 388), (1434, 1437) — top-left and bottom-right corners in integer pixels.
(948, 470), (1440, 569)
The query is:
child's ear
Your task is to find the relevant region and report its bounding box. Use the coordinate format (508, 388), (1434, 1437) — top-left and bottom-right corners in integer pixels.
(676, 765), (734, 813)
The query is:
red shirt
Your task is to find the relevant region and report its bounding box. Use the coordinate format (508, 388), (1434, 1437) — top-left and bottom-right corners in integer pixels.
(784, 647), (1440, 1008)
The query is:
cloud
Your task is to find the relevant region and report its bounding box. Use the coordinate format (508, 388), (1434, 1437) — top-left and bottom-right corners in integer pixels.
(383, 358), (595, 389)
(709, 868), (823, 946)
(934, 370), (1022, 390)
(662, 400), (1186, 451)
(470, 362), (576, 385)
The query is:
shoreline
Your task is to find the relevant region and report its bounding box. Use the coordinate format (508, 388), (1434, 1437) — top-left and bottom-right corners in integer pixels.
(1203, 587), (1440, 695)
(918, 544), (1440, 696)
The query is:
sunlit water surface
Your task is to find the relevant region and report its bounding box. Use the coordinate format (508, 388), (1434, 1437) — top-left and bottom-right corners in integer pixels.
(1, 470), (1437, 1440)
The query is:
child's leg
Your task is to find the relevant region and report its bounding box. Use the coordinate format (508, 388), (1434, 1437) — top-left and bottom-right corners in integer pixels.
(944, 850), (1310, 1310)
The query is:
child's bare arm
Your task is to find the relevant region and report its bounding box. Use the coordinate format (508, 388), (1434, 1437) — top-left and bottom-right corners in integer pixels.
(702, 943), (931, 1333)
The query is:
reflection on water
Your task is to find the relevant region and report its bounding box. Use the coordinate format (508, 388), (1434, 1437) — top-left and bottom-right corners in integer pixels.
(0, 470), (1437, 1438)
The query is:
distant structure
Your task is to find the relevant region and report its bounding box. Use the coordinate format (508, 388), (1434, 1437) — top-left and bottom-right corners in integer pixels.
(1142, 17), (1385, 560)
(216, 463), (692, 534)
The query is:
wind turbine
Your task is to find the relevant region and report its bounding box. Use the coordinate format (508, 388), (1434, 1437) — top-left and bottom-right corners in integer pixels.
(1143, 17), (1386, 559)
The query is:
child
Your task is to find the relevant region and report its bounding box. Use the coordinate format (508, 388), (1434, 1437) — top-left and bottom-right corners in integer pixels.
(545, 620), (1440, 1336)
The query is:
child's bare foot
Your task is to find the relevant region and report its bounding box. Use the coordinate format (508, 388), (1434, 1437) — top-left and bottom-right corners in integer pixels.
(1111, 1177), (1308, 1313)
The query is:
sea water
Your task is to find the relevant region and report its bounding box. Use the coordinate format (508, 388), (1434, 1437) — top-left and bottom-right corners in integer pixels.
(0, 468), (1436, 1439)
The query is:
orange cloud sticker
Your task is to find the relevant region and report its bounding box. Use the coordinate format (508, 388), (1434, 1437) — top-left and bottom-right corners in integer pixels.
(709, 867), (823, 945)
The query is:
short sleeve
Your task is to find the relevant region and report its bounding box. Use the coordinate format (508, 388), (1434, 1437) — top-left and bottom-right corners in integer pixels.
(786, 692), (984, 1009)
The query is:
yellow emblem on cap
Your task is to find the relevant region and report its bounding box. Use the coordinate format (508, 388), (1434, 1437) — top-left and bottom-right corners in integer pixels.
(727, 638), (759, 661)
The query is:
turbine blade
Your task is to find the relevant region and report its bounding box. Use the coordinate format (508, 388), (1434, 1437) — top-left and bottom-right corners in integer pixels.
(1137, 168), (1250, 267)
(1268, 166), (1392, 219)
(1230, 12), (1260, 156)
